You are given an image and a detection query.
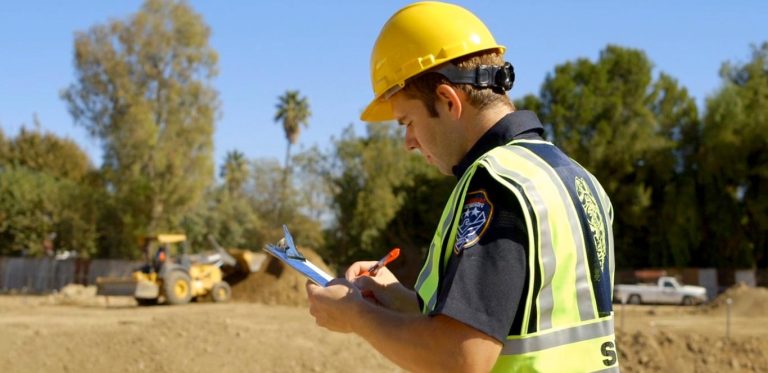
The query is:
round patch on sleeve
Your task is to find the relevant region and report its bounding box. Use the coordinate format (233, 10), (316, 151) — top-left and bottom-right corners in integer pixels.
(454, 190), (494, 254)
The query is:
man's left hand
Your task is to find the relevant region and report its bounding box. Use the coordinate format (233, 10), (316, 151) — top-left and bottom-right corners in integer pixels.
(306, 278), (364, 334)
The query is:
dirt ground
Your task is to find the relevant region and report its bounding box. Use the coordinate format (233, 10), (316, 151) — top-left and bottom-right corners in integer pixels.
(1, 254), (766, 373)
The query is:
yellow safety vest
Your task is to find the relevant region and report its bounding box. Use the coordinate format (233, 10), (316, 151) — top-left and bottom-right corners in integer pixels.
(415, 139), (619, 372)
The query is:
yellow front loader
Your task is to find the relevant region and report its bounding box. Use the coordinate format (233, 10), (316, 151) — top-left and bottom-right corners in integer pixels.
(96, 234), (265, 306)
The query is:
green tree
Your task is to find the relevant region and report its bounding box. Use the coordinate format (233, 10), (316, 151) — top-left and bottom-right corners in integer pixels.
(0, 168), (60, 256)
(247, 159), (323, 248)
(274, 90), (311, 174)
(644, 74), (701, 266)
(6, 119), (93, 181)
(530, 45), (700, 268)
(700, 42), (768, 267)
(182, 185), (263, 252)
(293, 145), (333, 223)
(0, 168), (100, 257)
(193, 152), (261, 251)
(0, 125), (100, 257)
(321, 122), (451, 277)
(221, 150), (249, 196)
(0, 127), (8, 166)
(61, 0), (219, 256)
(380, 162), (453, 286)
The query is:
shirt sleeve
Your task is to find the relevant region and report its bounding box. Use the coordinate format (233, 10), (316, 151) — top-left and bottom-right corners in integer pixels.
(429, 168), (528, 343)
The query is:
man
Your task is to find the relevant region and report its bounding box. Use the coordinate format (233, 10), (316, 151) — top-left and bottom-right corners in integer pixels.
(305, 2), (618, 372)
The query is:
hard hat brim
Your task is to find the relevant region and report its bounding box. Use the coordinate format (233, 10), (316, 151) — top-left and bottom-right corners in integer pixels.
(360, 98), (394, 122)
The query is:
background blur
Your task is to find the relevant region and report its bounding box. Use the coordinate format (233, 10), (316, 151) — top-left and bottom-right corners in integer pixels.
(1, 0), (766, 284)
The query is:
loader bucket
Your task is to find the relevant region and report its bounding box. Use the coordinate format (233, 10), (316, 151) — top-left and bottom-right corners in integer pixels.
(218, 249), (267, 286)
(237, 250), (267, 273)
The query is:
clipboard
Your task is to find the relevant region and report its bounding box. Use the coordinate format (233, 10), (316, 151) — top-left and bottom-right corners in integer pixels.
(264, 225), (334, 287)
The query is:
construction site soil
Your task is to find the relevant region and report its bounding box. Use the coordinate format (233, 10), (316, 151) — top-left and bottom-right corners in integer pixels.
(1, 253), (766, 373)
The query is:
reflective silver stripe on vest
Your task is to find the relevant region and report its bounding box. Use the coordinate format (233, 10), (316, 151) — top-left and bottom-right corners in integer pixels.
(507, 145), (596, 321)
(484, 156), (556, 330)
(424, 171), (476, 311)
(501, 318), (614, 355)
(414, 241), (436, 291)
(415, 177), (461, 311)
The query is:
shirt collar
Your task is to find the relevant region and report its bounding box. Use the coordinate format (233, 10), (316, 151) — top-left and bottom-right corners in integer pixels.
(451, 110), (545, 178)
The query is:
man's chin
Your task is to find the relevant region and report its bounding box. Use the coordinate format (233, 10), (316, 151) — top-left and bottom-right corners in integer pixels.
(422, 155), (451, 175)
(429, 160), (452, 176)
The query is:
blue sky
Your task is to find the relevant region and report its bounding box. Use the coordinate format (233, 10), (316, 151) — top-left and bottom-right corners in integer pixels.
(1, 1), (766, 170)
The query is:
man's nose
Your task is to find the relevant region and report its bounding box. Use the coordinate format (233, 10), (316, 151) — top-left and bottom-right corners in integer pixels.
(404, 126), (419, 151)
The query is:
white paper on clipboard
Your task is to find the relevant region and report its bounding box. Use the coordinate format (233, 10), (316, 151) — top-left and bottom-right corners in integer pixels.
(264, 246), (334, 286)
(263, 225), (334, 287)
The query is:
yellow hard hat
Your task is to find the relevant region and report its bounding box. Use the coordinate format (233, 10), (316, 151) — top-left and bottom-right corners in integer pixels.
(361, 1), (505, 122)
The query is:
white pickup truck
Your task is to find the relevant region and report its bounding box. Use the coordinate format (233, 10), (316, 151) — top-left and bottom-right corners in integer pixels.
(614, 276), (707, 305)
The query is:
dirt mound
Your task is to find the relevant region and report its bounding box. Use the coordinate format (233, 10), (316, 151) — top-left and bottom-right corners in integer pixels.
(50, 284), (101, 306)
(702, 283), (768, 317)
(617, 328), (768, 372)
(231, 247), (336, 306)
(47, 284), (135, 307)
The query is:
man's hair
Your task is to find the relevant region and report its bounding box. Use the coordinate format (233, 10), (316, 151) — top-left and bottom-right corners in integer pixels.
(401, 50), (515, 117)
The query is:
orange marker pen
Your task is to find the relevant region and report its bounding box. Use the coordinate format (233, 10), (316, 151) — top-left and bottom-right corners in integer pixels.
(360, 248), (400, 277)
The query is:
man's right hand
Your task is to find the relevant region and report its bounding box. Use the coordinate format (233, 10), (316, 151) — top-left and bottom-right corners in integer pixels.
(345, 261), (419, 314)
(345, 261), (398, 283)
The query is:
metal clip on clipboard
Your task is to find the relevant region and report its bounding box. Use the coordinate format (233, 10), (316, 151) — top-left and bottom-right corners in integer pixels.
(264, 225), (334, 286)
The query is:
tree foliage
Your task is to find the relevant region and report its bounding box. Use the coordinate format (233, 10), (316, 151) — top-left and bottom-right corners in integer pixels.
(699, 42), (768, 267)
(3, 5), (764, 275)
(0, 128), (8, 164)
(513, 43), (768, 269)
(0, 168), (63, 256)
(181, 184), (263, 253)
(3, 118), (93, 181)
(0, 127), (100, 257)
(274, 90), (311, 172)
(317, 123), (452, 279)
(180, 155), (324, 255)
(644, 73), (702, 267)
(521, 45), (702, 267)
(61, 0), (219, 255)
(221, 150), (249, 196)
(247, 158), (324, 250)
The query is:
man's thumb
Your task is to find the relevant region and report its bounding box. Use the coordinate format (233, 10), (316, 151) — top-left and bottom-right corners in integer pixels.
(352, 274), (377, 290)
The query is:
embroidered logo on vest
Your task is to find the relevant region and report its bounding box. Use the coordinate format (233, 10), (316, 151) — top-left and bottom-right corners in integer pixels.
(575, 176), (606, 276)
(454, 190), (494, 254)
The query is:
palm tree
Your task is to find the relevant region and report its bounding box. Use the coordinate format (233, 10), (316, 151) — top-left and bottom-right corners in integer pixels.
(220, 150), (249, 196)
(274, 90), (311, 176)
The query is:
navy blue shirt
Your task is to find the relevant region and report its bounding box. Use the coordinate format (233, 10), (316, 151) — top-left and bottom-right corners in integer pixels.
(427, 110), (544, 342)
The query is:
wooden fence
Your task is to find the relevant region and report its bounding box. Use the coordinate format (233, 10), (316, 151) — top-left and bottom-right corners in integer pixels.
(1, 257), (766, 296)
(0, 257), (142, 293)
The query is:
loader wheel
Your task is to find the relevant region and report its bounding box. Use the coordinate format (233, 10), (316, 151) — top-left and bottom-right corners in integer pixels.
(628, 294), (642, 305)
(211, 282), (232, 303)
(164, 271), (192, 305)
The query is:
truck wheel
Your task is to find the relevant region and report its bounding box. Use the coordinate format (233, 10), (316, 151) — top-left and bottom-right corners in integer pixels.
(164, 271), (193, 305)
(681, 296), (694, 306)
(211, 281), (232, 303)
(628, 294), (642, 305)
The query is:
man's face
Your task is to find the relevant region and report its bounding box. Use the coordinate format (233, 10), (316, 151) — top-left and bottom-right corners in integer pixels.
(390, 93), (457, 176)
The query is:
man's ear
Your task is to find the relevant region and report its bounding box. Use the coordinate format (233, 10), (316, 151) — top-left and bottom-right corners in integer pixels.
(435, 84), (462, 120)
